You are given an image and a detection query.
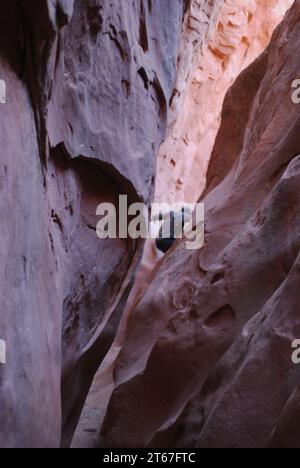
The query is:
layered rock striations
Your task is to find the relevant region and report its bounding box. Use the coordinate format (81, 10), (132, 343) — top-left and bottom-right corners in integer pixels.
(156, 0), (294, 204)
(101, 0), (300, 448)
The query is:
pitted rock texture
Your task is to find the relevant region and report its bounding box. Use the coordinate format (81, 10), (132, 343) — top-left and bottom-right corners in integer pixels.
(101, 0), (300, 448)
(156, 0), (294, 204)
(0, 0), (189, 448)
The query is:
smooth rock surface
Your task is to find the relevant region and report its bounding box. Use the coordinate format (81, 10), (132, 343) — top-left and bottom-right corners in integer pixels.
(121, 0), (293, 343)
(0, 0), (188, 448)
(101, 0), (300, 448)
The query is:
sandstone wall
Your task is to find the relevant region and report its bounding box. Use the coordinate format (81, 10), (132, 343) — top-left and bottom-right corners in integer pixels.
(1, 0), (298, 449)
(129, 0), (293, 335)
(101, 0), (300, 448)
(0, 0), (190, 448)
(156, 0), (294, 204)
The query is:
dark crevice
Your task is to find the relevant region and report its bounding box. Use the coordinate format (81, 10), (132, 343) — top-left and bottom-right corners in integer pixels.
(122, 79), (131, 97)
(51, 210), (63, 231)
(103, 26), (128, 61)
(139, 1), (149, 52)
(138, 67), (150, 90)
(205, 305), (235, 328)
(211, 272), (225, 285)
(151, 76), (167, 116)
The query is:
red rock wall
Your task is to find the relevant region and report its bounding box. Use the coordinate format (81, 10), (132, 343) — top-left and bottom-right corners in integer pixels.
(123, 0), (292, 342)
(1, 0), (299, 450)
(0, 0), (191, 448)
(101, 0), (300, 448)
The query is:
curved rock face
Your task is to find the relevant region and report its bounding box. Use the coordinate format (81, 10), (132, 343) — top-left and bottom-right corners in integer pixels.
(124, 0), (292, 338)
(101, 0), (300, 448)
(0, 0), (190, 448)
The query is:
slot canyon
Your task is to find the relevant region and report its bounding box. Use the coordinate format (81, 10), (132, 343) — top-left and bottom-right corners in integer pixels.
(0, 0), (300, 449)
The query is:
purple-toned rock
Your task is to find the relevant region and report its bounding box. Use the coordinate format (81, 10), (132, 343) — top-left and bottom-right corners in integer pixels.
(0, 0), (188, 447)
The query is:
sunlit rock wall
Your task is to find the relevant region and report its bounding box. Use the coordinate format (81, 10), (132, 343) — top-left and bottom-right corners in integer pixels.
(156, 0), (294, 204)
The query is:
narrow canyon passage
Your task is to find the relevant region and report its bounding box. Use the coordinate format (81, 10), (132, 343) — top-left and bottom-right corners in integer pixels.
(0, 0), (300, 450)
(72, 0), (297, 449)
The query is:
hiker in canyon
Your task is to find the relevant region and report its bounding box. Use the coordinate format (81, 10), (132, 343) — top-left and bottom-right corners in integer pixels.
(1, 0), (298, 450)
(154, 207), (192, 253)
